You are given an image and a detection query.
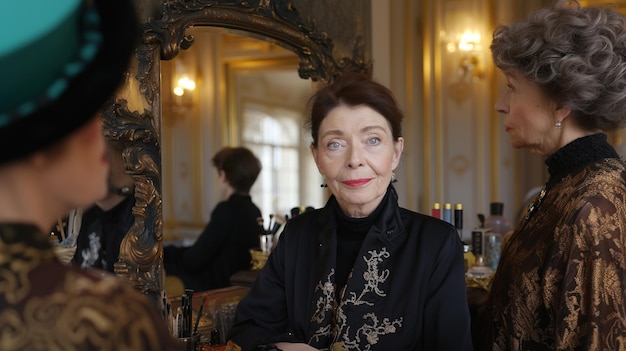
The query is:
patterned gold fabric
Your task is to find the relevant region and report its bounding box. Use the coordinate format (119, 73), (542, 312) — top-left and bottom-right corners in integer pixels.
(483, 134), (626, 350)
(0, 223), (183, 351)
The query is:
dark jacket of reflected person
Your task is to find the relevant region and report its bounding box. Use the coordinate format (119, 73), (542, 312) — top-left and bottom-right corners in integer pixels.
(226, 73), (473, 351)
(164, 147), (263, 292)
(479, 1), (626, 350)
(71, 140), (136, 273)
(0, 0), (183, 350)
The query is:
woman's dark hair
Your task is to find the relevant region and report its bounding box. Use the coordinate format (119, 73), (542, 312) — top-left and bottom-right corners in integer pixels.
(305, 72), (404, 147)
(490, 0), (626, 131)
(212, 147), (261, 193)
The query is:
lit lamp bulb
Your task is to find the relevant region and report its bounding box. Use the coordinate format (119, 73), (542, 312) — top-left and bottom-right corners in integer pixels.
(458, 30), (481, 52)
(173, 86), (185, 97)
(173, 75), (196, 97)
(448, 28), (485, 103)
(178, 76), (196, 91)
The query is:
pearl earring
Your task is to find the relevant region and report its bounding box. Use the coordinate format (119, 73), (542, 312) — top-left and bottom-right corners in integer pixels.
(555, 121), (562, 129)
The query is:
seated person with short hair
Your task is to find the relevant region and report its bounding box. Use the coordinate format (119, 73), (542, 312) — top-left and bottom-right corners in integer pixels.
(164, 146), (263, 292)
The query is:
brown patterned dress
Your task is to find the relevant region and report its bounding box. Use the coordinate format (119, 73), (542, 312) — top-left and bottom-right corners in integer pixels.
(0, 223), (183, 351)
(482, 133), (626, 350)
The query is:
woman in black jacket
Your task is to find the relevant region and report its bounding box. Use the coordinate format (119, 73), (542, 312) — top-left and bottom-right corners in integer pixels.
(226, 73), (473, 351)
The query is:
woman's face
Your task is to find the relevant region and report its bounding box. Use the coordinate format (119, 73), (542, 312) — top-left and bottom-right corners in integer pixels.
(311, 104), (403, 218)
(495, 71), (567, 156)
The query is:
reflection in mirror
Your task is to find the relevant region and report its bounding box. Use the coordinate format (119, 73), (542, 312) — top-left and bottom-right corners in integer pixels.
(66, 140), (136, 272)
(160, 28), (323, 242)
(116, 0), (370, 307)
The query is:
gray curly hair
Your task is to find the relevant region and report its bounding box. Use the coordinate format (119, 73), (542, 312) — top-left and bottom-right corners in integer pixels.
(490, 0), (626, 131)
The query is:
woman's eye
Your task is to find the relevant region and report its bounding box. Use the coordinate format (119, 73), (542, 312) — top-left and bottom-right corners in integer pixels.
(368, 137), (381, 145)
(328, 141), (341, 149)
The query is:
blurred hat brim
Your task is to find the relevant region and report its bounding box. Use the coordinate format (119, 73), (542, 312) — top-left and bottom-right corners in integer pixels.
(0, 0), (138, 164)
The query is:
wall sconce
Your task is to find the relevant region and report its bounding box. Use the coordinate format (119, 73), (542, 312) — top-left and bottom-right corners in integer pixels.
(173, 60), (196, 98)
(169, 58), (197, 117)
(446, 29), (485, 104)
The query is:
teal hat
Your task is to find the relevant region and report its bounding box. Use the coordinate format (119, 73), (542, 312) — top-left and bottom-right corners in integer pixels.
(0, 0), (138, 164)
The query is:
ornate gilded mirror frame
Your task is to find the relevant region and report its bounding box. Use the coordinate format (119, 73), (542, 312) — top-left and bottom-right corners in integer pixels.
(104, 0), (370, 304)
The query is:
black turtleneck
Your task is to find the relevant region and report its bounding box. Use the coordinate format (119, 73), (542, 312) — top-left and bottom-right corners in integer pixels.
(333, 191), (387, 297)
(544, 133), (619, 190)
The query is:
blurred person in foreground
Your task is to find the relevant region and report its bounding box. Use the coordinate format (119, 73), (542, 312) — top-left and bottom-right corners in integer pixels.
(226, 73), (473, 351)
(480, 0), (626, 349)
(0, 0), (182, 349)
(164, 146), (263, 292)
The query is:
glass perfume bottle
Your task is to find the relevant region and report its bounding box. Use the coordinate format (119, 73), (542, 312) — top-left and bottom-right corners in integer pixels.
(484, 202), (512, 270)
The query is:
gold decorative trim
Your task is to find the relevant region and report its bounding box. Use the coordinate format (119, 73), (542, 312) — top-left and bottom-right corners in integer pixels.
(103, 99), (163, 297)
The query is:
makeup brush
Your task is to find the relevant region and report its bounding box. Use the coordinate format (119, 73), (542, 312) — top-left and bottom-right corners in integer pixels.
(193, 295), (207, 335)
(256, 217), (266, 234)
(268, 214), (274, 234)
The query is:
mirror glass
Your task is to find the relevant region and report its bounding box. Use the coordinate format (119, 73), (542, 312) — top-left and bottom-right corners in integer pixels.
(160, 27), (325, 242)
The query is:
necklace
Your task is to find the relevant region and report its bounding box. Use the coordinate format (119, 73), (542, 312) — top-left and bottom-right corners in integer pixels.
(524, 187), (547, 221)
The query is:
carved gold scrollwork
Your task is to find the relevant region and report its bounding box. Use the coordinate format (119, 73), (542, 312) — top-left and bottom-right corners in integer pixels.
(143, 0), (371, 91)
(103, 99), (163, 299)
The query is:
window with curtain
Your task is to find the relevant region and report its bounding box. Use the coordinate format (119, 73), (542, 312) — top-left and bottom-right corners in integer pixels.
(242, 102), (301, 222)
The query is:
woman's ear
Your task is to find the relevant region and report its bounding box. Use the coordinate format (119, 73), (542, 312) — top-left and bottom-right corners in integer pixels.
(554, 103), (572, 124)
(392, 137), (404, 170)
(217, 169), (226, 182)
(310, 144), (320, 168)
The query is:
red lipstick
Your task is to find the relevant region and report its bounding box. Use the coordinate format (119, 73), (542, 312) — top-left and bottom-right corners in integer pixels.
(343, 178), (372, 187)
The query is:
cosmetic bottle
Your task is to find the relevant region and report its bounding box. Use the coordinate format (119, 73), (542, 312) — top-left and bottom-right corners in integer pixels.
(431, 202), (441, 219)
(443, 203), (452, 224)
(466, 255), (493, 279)
(454, 203), (463, 240)
(462, 242), (475, 273)
(483, 202), (512, 271)
(196, 328), (226, 351)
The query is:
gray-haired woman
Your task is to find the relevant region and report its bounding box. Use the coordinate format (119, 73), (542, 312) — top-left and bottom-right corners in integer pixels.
(482, 0), (626, 349)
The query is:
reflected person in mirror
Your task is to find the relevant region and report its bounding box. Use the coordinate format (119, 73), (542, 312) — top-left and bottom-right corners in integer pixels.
(164, 146), (263, 292)
(479, 0), (626, 349)
(0, 0), (182, 350)
(226, 73), (473, 351)
(70, 140), (136, 273)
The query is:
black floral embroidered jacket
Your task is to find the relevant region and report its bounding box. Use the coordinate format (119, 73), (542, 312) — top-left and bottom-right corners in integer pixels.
(228, 186), (473, 351)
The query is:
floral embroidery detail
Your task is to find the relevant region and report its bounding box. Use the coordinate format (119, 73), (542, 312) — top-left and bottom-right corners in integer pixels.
(352, 248), (390, 303)
(309, 248), (403, 350)
(311, 270), (336, 324)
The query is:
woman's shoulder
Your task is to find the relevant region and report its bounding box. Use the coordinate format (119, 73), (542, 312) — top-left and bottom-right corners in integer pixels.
(66, 264), (149, 297)
(283, 208), (324, 228)
(398, 207), (455, 230)
(46, 266), (181, 350)
(568, 158), (626, 198)
(397, 207), (461, 245)
(582, 157), (626, 182)
(278, 208), (326, 239)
